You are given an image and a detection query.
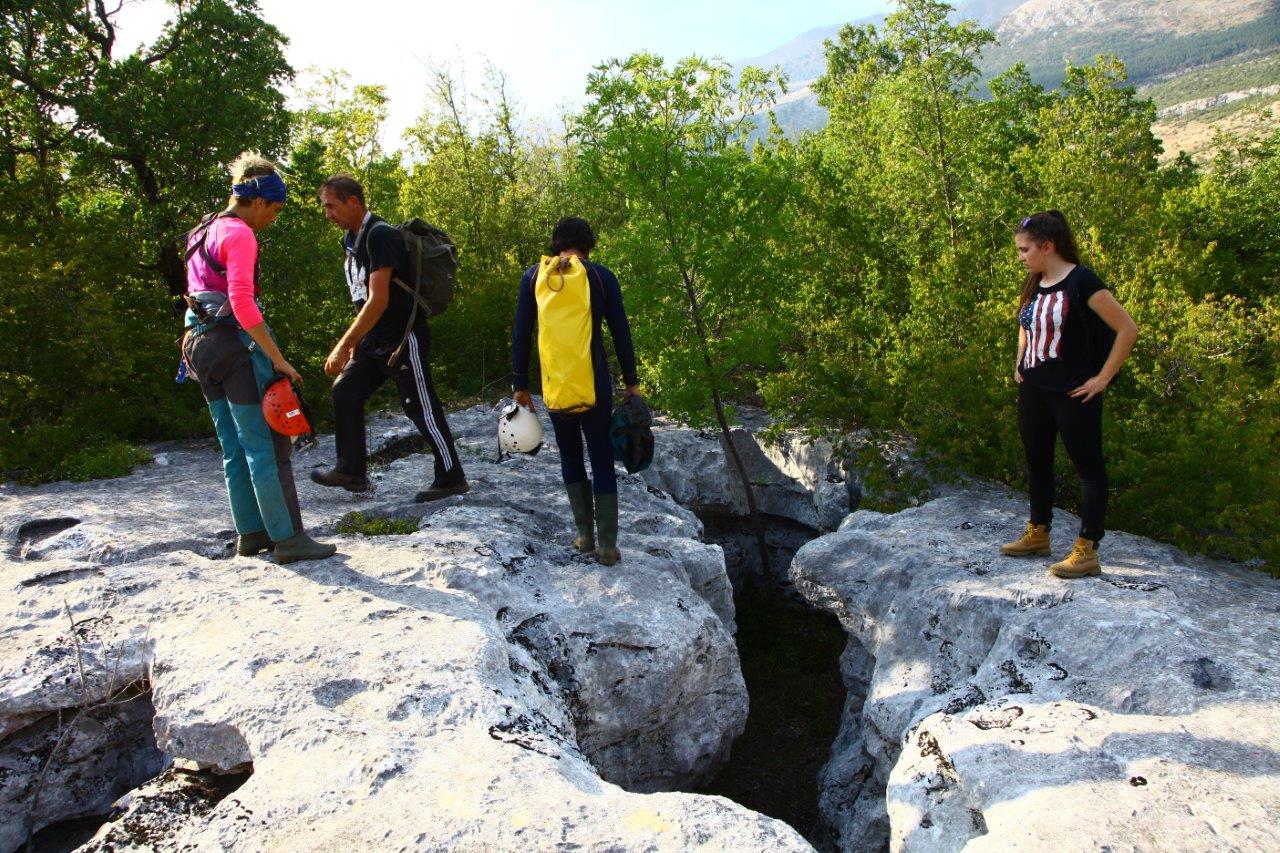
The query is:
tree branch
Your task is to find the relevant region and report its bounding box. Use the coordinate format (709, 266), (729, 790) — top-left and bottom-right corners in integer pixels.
(140, 8), (192, 66)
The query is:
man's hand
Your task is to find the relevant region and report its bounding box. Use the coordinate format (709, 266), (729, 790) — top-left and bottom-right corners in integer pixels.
(513, 390), (533, 410)
(326, 268), (389, 378)
(623, 384), (642, 400)
(325, 344), (352, 378)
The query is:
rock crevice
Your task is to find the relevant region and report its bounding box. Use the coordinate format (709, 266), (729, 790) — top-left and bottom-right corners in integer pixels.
(1, 404), (810, 851)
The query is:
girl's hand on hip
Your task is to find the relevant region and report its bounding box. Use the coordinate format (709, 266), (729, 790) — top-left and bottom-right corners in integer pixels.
(1069, 375), (1109, 402)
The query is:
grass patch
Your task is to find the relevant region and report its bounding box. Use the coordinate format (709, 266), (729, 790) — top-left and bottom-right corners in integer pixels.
(335, 511), (420, 536)
(57, 442), (154, 483)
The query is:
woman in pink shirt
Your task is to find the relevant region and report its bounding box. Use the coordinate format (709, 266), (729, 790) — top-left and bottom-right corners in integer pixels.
(181, 152), (336, 564)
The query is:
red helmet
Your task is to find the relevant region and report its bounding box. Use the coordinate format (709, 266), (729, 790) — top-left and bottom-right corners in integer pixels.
(262, 377), (313, 437)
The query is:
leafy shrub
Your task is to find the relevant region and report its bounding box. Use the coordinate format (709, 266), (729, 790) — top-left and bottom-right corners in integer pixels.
(1, 422), (152, 484)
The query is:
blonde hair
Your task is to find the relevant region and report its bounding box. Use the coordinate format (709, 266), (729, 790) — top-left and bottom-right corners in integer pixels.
(229, 151), (275, 182)
(227, 151), (277, 207)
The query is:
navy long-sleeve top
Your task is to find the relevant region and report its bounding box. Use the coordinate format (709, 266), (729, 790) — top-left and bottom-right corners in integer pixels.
(511, 260), (639, 400)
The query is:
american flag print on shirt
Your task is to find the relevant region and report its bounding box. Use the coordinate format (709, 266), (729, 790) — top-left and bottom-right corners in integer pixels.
(1019, 290), (1069, 370)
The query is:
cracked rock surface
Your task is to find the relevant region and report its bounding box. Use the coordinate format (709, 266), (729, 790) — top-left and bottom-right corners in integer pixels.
(0, 403), (807, 851)
(642, 420), (833, 532)
(792, 488), (1280, 852)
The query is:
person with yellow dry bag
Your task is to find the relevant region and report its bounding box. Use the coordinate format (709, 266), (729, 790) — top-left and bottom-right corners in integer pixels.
(512, 218), (641, 566)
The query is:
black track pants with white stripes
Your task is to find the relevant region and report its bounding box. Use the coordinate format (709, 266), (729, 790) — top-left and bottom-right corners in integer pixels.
(331, 324), (463, 485)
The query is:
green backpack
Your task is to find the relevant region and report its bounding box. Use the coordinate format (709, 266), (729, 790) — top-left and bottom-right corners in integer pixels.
(376, 218), (458, 365)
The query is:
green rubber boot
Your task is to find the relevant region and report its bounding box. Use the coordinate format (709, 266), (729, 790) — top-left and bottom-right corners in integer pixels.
(594, 492), (620, 566)
(565, 482), (595, 552)
(236, 529), (273, 557)
(274, 531), (337, 565)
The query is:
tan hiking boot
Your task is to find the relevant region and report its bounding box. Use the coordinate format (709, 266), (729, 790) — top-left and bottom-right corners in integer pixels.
(1050, 537), (1101, 579)
(1000, 522), (1051, 557)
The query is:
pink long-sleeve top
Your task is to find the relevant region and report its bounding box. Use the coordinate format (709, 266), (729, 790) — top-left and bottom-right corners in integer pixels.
(185, 215), (265, 329)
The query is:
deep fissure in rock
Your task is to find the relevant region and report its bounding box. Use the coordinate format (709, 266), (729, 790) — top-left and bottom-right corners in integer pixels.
(4, 686), (251, 853)
(698, 510), (821, 598)
(4, 686), (162, 852)
(693, 512), (853, 847)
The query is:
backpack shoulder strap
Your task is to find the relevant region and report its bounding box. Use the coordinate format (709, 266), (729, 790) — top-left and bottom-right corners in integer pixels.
(186, 211), (237, 275)
(367, 220), (410, 281)
(184, 212), (219, 261)
(350, 215), (390, 262)
(583, 261), (604, 300)
(365, 219), (403, 257)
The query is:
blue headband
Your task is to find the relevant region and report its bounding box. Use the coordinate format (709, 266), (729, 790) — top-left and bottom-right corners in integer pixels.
(232, 171), (287, 202)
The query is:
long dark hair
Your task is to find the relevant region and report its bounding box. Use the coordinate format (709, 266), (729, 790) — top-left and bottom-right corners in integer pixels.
(1017, 210), (1082, 308)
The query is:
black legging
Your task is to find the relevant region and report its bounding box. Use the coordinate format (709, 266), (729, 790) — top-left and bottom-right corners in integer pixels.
(550, 398), (616, 495)
(1018, 382), (1108, 541)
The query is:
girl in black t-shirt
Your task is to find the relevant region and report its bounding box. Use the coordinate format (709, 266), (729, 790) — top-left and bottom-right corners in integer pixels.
(1001, 211), (1138, 578)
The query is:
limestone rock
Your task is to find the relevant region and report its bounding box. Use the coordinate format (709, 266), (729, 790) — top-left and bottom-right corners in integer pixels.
(0, 403), (809, 852)
(642, 413), (947, 538)
(645, 423), (819, 528)
(792, 488), (1280, 852)
(0, 693), (165, 850)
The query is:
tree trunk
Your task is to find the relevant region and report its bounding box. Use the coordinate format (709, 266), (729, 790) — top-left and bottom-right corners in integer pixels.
(654, 175), (772, 574)
(157, 238), (186, 298)
(675, 264), (772, 576)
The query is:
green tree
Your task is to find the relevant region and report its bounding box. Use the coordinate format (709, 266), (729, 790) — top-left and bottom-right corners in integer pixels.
(401, 67), (576, 398)
(0, 0), (293, 480)
(572, 52), (788, 567)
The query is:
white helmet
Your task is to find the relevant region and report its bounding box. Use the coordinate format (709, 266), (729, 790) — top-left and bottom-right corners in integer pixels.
(498, 403), (543, 455)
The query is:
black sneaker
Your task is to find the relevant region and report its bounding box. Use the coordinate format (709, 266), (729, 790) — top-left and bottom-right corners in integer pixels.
(414, 479), (470, 503)
(310, 467), (371, 493)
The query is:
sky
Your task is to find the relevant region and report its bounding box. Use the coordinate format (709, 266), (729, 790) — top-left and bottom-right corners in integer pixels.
(114, 0), (889, 142)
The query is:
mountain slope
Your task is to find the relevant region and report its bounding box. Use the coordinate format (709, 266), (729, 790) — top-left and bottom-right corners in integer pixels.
(981, 0), (1280, 88)
(743, 0), (1280, 158)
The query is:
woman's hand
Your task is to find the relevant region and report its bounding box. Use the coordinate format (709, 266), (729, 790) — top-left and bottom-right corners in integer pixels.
(274, 358), (302, 386)
(513, 390), (533, 410)
(1070, 374), (1109, 402)
(324, 344), (352, 378)
(1014, 365), (1023, 384)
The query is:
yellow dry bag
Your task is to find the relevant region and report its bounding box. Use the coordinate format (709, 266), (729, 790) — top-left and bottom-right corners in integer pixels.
(535, 255), (596, 414)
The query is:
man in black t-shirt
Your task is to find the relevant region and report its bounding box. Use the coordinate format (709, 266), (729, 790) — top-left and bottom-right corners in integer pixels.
(311, 175), (466, 501)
